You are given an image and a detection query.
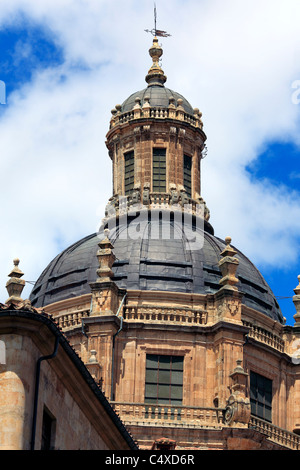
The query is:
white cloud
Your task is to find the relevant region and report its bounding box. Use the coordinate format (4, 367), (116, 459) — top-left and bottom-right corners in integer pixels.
(0, 0), (300, 311)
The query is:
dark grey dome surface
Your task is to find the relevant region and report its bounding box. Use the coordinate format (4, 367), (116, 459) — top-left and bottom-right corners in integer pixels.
(30, 214), (283, 324)
(121, 85), (194, 115)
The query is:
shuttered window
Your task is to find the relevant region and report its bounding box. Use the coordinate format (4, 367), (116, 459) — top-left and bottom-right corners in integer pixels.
(152, 148), (166, 192)
(124, 151), (134, 195)
(250, 371), (272, 422)
(145, 354), (183, 405)
(183, 154), (192, 198)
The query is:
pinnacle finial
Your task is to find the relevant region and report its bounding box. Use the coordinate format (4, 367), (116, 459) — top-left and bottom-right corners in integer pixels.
(5, 258), (25, 304)
(293, 274), (300, 324)
(218, 236), (239, 290)
(95, 231), (116, 282)
(145, 37), (167, 87)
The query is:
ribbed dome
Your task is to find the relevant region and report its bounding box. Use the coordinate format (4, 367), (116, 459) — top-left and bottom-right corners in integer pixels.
(121, 85), (194, 115)
(29, 214), (283, 324)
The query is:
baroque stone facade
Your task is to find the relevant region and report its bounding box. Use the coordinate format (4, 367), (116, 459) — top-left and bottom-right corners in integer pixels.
(2, 36), (300, 451)
(0, 300), (137, 450)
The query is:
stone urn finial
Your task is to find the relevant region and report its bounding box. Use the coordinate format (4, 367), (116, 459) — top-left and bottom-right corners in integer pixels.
(5, 258), (25, 304)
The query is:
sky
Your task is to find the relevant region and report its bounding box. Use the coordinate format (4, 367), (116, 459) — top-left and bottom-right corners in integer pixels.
(0, 0), (300, 325)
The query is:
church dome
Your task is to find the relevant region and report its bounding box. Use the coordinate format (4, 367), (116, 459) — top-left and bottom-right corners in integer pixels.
(29, 213), (283, 324)
(121, 86), (194, 115)
(29, 37), (283, 326)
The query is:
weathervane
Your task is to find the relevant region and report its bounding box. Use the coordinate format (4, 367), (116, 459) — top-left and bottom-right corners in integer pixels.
(145, 3), (171, 37)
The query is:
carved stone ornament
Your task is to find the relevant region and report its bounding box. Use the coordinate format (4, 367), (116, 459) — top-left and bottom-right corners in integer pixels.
(293, 275), (300, 324)
(224, 360), (250, 427)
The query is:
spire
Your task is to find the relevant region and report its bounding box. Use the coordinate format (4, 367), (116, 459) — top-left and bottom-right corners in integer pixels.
(145, 36), (167, 87)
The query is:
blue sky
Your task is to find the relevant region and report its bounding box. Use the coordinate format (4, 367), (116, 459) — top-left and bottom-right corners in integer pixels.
(0, 0), (300, 325)
(0, 21), (63, 94)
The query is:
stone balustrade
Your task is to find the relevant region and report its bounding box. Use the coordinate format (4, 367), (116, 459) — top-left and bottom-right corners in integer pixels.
(249, 416), (300, 450)
(104, 192), (207, 220)
(111, 402), (300, 449)
(53, 305), (208, 331)
(111, 402), (223, 429)
(124, 305), (208, 326)
(243, 320), (285, 352)
(55, 310), (90, 330)
(110, 105), (203, 130)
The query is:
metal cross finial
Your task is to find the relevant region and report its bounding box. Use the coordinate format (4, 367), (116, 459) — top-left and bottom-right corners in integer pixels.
(145, 3), (171, 37)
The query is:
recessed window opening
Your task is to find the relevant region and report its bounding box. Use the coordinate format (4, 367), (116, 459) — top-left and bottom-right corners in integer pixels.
(145, 354), (183, 406)
(183, 154), (192, 198)
(153, 148), (166, 193)
(41, 406), (56, 450)
(250, 371), (272, 422)
(124, 151), (134, 195)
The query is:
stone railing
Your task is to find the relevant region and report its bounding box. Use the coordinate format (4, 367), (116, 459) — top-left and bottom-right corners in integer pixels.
(109, 105), (203, 131)
(52, 305), (207, 331)
(124, 305), (208, 326)
(111, 402), (223, 429)
(54, 309), (90, 330)
(249, 416), (300, 450)
(242, 320), (285, 353)
(104, 193), (208, 221)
